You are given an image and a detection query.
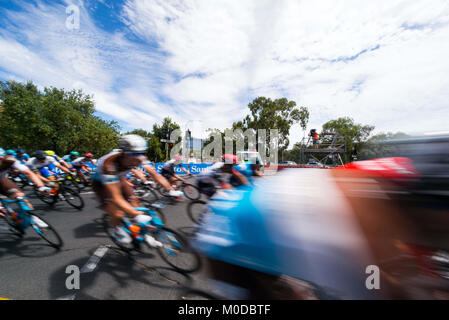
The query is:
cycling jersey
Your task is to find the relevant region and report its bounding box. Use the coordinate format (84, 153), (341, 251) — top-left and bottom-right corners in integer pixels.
(93, 151), (144, 185)
(161, 160), (178, 178)
(26, 156), (57, 171)
(71, 157), (91, 168)
(0, 155), (28, 179)
(230, 163), (256, 187)
(17, 153), (30, 164)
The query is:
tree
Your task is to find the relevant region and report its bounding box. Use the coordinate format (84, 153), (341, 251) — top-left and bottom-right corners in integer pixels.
(152, 117), (181, 161)
(359, 132), (410, 160)
(321, 117), (374, 162)
(233, 97), (309, 157)
(0, 80), (120, 157)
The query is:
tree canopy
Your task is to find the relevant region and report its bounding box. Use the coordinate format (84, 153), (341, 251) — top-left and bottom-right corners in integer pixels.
(321, 117), (375, 162)
(0, 80), (120, 157)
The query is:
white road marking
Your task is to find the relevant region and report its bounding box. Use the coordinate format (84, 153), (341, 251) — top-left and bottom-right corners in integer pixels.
(80, 245), (109, 273)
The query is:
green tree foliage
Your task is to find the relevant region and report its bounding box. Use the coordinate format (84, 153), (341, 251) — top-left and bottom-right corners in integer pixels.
(321, 117), (375, 162)
(233, 97), (309, 157)
(359, 132), (410, 160)
(0, 80), (120, 157)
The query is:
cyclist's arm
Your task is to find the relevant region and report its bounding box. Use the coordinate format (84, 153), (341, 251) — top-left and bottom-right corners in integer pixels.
(131, 168), (147, 182)
(142, 165), (173, 191)
(60, 160), (73, 169)
(104, 179), (141, 216)
(55, 163), (72, 175)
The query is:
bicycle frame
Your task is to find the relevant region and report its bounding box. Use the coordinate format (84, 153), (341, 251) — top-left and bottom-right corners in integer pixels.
(1, 197), (33, 229)
(119, 207), (165, 243)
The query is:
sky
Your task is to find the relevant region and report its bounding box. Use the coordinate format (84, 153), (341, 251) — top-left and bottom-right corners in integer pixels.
(0, 0), (448, 145)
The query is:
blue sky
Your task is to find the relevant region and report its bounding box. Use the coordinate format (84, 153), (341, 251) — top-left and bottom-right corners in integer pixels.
(1, 0), (448, 143)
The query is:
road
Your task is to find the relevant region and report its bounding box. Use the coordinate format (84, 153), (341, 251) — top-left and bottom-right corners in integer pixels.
(0, 186), (213, 300)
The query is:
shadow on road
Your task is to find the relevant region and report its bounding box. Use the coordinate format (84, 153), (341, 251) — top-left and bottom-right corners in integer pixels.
(0, 233), (60, 259)
(48, 246), (193, 300)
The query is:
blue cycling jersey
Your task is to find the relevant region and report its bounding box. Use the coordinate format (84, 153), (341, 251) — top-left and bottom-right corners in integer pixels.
(17, 153), (30, 164)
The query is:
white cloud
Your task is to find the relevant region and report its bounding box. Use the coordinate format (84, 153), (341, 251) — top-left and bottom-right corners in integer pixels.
(1, 0), (448, 145)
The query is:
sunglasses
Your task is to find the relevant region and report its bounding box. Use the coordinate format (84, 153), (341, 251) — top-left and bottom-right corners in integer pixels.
(126, 152), (145, 157)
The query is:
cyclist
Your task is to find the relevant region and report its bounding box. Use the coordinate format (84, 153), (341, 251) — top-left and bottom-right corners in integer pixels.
(230, 157), (263, 187)
(193, 168), (389, 300)
(16, 149), (30, 164)
(71, 153), (95, 184)
(196, 154), (249, 198)
(26, 150), (72, 184)
(0, 149), (50, 212)
(132, 161), (184, 198)
(92, 135), (162, 247)
(63, 151), (80, 164)
(45, 150), (73, 170)
(161, 155), (193, 188)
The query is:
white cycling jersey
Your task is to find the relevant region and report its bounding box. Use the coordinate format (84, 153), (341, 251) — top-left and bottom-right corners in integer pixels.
(26, 156), (57, 170)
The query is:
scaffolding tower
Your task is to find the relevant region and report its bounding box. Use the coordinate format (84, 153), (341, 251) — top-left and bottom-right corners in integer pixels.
(299, 132), (346, 167)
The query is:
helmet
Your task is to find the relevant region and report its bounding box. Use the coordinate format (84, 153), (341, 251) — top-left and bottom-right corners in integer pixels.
(45, 150), (55, 156)
(6, 149), (17, 157)
(35, 150), (47, 160)
(173, 154), (182, 165)
(222, 154), (239, 165)
(85, 153), (93, 158)
(119, 135), (147, 153)
(16, 148), (25, 154)
(0, 148), (5, 156)
(70, 151), (79, 157)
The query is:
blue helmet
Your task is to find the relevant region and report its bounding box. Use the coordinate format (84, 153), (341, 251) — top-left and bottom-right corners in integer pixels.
(0, 148), (5, 156)
(5, 149), (17, 157)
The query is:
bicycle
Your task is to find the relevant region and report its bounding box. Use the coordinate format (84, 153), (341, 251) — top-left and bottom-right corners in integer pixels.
(34, 176), (84, 210)
(103, 206), (201, 273)
(132, 180), (160, 204)
(0, 197), (63, 248)
(159, 176), (200, 201)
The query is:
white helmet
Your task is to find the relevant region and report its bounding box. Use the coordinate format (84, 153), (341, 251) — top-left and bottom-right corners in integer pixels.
(119, 135), (147, 153)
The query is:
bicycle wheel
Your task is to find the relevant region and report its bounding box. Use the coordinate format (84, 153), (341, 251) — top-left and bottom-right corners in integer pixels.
(34, 188), (57, 205)
(187, 200), (208, 225)
(153, 227), (201, 273)
(140, 200), (167, 225)
(182, 184), (200, 200)
(102, 214), (135, 252)
(61, 187), (85, 210)
(29, 213), (63, 248)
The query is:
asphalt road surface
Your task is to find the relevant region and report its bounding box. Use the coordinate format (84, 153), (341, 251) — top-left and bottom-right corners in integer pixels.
(0, 184), (214, 300)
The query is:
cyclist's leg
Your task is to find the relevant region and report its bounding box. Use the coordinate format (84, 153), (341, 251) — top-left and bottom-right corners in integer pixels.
(0, 177), (33, 210)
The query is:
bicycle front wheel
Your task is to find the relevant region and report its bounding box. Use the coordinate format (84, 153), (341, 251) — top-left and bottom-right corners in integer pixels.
(61, 187), (85, 210)
(154, 227), (201, 273)
(187, 200), (208, 225)
(182, 184), (200, 200)
(29, 213), (63, 248)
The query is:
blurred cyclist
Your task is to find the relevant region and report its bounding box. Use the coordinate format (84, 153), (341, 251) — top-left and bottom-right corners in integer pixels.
(161, 155), (192, 188)
(92, 135), (162, 247)
(26, 150), (72, 184)
(45, 150), (73, 170)
(16, 149), (30, 164)
(0, 148), (50, 212)
(196, 154), (249, 198)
